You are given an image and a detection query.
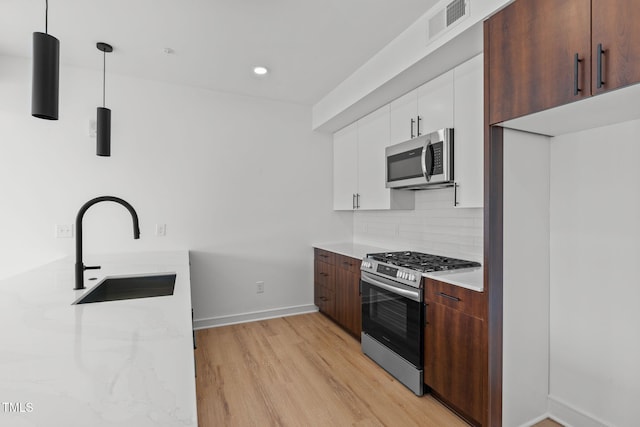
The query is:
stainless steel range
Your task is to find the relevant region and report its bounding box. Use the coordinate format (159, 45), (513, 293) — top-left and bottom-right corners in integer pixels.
(360, 251), (481, 396)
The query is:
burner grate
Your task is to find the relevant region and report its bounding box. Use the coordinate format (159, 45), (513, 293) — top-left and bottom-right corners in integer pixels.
(366, 251), (480, 273)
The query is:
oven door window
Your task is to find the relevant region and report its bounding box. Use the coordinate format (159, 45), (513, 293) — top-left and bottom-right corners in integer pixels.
(361, 281), (423, 368)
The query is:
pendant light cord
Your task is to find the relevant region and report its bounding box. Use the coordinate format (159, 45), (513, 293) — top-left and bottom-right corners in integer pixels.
(45, 0), (48, 33)
(102, 50), (106, 107)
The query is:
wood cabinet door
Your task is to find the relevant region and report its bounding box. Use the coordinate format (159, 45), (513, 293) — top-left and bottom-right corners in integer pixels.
(592, 0), (640, 94)
(487, 0), (591, 124)
(424, 302), (484, 425)
(335, 263), (361, 337)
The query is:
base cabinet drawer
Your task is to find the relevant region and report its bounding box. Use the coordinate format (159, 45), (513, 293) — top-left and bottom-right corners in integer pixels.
(425, 278), (485, 319)
(314, 249), (361, 338)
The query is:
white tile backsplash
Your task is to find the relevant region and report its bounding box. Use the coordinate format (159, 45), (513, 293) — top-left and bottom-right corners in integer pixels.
(353, 188), (483, 262)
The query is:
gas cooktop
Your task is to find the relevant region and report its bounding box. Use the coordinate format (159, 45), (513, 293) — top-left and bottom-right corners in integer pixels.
(365, 251), (481, 273)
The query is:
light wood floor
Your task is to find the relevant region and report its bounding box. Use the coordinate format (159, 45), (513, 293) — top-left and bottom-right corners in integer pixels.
(195, 312), (564, 427)
(195, 312), (470, 426)
(533, 420), (563, 427)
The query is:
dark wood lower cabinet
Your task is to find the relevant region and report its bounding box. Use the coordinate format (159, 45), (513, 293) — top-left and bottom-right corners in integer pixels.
(314, 256), (336, 320)
(424, 278), (486, 426)
(335, 264), (361, 337)
(314, 249), (361, 338)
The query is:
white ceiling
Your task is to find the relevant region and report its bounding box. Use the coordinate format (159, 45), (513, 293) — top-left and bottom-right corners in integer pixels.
(0, 0), (439, 105)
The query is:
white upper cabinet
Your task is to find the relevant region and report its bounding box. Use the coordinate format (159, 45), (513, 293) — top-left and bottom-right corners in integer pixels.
(417, 70), (455, 134)
(389, 70), (455, 146)
(358, 105), (395, 210)
(389, 91), (418, 145)
(333, 55), (483, 211)
(333, 123), (358, 210)
(453, 53), (484, 208)
(333, 106), (414, 211)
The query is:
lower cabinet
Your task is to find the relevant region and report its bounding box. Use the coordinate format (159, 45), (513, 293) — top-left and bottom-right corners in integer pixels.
(424, 278), (486, 426)
(334, 255), (361, 337)
(314, 249), (361, 338)
(314, 255), (336, 319)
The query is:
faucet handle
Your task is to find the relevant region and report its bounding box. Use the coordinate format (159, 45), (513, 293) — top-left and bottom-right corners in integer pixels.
(84, 265), (101, 271)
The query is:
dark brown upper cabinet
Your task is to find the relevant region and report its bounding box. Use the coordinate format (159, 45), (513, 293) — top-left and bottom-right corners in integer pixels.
(591, 0), (640, 95)
(487, 0), (640, 125)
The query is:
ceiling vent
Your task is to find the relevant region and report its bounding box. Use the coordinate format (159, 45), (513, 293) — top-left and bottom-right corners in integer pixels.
(426, 0), (470, 43)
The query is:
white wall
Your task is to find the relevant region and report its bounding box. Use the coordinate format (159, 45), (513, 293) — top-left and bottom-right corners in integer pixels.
(503, 129), (551, 427)
(353, 189), (482, 262)
(549, 119), (640, 427)
(0, 55), (352, 324)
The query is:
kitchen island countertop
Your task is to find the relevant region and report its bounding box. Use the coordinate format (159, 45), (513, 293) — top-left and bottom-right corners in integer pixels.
(0, 250), (197, 427)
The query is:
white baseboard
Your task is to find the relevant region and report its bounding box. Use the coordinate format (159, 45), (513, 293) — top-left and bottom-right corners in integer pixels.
(548, 395), (608, 427)
(194, 304), (319, 330)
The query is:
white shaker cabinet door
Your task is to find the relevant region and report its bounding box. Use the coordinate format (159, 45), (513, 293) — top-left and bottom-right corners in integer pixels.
(417, 70), (455, 135)
(389, 90), (418, 145)
(357, 105), (390, 210)
(333, 122), (358, 210)
(453, 54), (483, 208)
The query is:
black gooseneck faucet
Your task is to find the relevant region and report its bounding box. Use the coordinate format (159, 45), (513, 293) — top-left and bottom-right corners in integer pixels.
(75, 196), (140, 290)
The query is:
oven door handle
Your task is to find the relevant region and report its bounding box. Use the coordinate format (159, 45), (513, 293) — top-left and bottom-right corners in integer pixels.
(361, 271), (421, 302)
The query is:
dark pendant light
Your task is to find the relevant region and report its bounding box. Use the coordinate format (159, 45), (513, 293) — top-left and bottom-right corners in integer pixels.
(96, 42), (113, 157)
(32, 0), (60, 120)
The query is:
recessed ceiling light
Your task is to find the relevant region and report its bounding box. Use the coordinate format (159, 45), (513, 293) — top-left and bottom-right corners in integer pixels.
(253, 66), (268, 75)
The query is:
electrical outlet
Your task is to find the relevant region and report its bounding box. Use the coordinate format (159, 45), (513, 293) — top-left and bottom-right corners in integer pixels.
(155, 224), (166, 237)
(256, 281), (264, 294)
(55, 224), (73, 238)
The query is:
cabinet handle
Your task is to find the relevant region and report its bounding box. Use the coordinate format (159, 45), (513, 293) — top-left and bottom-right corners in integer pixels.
(410, 118), (415, 139)
(352, 193), (356, 210)
(319, 254), (328, 258)
(416, 116), (422, 136)
(574, 53), (582, 95)
(438, 292), (461, 302)
(453, 182), (459, 206)
(356, 193), (360, 209)
(597, 43), (605, 89)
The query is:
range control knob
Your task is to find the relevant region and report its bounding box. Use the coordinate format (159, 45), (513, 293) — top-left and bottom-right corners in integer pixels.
(409, 274), (416, 281)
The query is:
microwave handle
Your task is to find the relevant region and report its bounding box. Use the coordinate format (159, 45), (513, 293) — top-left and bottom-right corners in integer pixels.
(421, 139), (433, 182)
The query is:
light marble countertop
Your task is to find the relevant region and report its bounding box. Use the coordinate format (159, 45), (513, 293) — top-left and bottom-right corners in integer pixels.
(313, 241), (483, 291)
(423, 268), (483, 292)
(313, 242), (388, 260)
(0, 251), (197, 427)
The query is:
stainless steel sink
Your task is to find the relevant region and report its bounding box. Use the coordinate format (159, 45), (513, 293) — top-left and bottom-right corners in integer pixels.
(73, 273), (176, 304)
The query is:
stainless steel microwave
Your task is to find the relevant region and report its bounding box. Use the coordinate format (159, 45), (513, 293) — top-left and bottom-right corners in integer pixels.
(385, 128), (454, 189)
